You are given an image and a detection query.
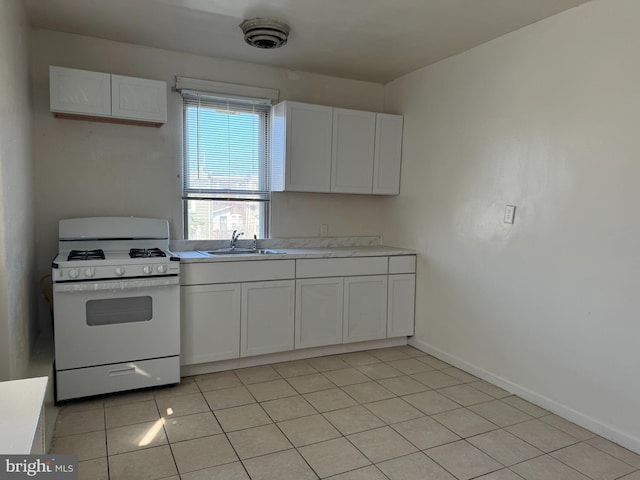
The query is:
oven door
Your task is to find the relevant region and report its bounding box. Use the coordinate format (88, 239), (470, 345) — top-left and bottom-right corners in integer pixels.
(53, 276), (180, 371)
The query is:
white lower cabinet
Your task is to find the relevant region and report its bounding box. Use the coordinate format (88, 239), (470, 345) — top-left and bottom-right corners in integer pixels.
(241, 280), (295, 356)
(180, 284), (241, 365)
(343, 275), (388, 343)
(181, 279), (295, 365)
(387, 274), (416, 337)
(180, 255), (416, 366)
(295, 277), (344, 349)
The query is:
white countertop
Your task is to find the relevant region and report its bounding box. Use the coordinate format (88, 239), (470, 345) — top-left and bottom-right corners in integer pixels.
(0, 377), (48, 454)
(174, 245), (415, 263)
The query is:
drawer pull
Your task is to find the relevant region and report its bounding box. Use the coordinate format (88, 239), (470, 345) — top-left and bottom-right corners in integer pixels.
(108, 367), (136, 377)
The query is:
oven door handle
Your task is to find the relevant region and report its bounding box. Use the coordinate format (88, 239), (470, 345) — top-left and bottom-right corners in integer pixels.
(54, 276), (179, 293)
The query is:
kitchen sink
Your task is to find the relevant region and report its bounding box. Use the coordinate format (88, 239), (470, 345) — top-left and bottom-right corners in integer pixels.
(199, 248), (285, 256)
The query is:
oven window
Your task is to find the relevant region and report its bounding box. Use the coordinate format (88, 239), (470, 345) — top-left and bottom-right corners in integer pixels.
(86, 296), (153, 326)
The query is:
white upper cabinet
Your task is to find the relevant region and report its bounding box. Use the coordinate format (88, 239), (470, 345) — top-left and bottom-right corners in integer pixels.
(111, 74), (167, 123)
(331, 109), (376, 194)
(49, 66), (167, 126)
(373, 114), (403, 195)
(271, 101), (403, 195)
(50, 66), (111, 117)
(271, 101), (333, 192)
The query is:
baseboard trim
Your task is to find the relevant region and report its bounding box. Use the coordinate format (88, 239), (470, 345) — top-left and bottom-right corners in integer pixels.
(408, 337), (640, 454)
(182, 337), (408, 377)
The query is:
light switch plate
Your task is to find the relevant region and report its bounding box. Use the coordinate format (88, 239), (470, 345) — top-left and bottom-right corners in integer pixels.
(504, 205), (516, 224)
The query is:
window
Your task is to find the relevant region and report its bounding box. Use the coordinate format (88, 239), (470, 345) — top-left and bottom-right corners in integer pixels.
(182, 92), (271, 240)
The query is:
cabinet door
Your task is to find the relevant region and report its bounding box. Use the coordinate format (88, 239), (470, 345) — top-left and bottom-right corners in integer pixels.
(111, 74), (167, 123)
(180, 284), (241, 365)
(273, 102), (333, 192)
(49, 66), (111, 116)
(343, 275), (388, 343)
(331, 109), (376, 193)
(241, 280), (295, 356)
(387, 274), (415, 337)
(373, 114), (403, 195)
(295, 277), (343, 349)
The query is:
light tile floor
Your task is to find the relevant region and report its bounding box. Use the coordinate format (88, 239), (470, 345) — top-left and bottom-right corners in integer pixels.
(51, 346), (640, 480)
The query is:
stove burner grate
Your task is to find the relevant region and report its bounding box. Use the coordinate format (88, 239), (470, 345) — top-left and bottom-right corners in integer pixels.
(67, 249), (106, 261)
(130, 248), (167, 259)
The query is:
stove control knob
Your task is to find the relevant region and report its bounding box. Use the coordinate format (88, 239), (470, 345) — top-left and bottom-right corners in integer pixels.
(68, 269), (80, 279)
(157, 264), (167, 274)
(85, 268), (95, 278)
(142, 265), (153, 275)
(115, 267), (125, 277)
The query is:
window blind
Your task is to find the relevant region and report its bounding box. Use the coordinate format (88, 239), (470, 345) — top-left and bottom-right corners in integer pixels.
(182, 92), (271, 201)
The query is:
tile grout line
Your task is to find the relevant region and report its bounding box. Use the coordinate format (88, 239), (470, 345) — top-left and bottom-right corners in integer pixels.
(508, 451), (590, 480)
(188, 376), (252, 479)
(103, 405), (110, 480)
(239, 355), (408, 476)
(192, 370), (315, 479)
(53, 348), (640, 480)
(425, 443), (494, 480)
(350, 389), (474, 479)
(310, 371), (440, 475)
(583, 441), (640, 472)
(162, 413), (182, 480)
(547, 443), (639, 479)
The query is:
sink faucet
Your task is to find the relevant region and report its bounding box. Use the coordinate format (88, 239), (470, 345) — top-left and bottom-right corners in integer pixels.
(252, 234), (258, 251)
(230, 230), (244, 249)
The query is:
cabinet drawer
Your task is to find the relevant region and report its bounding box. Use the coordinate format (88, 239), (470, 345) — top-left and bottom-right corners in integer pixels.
(56, 356), (180, 401)
(296, 257), (387, 278)
(388, 255), (416, 274)
(181, 260), (295, 285)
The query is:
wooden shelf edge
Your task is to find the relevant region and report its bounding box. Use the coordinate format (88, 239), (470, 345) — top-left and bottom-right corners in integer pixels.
(53, 112), (164, 128)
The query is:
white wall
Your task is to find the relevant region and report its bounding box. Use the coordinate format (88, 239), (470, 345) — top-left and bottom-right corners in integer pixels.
(31, 30), (386, 320)
(0, 0), (37, 380)
(271, 192), (387, 238)
(383, 0), (640, 451)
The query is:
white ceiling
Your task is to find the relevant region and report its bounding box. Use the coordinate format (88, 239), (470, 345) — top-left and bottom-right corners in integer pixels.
(24, 0), (590, 83)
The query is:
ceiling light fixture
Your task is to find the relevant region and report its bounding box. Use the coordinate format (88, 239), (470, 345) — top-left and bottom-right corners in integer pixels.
(239, 18), (290, 49)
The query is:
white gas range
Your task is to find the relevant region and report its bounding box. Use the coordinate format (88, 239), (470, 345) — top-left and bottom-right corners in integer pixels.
(52, 217), (181, 402)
